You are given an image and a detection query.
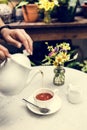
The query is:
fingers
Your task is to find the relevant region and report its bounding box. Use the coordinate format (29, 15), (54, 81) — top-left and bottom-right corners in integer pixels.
(1, 28), (33, 55)
(4, 35), (22, 48)
(0, 45), (10, 61)
(20, 29), (33, 55)
(0, 50), (5, 63)
(9, 29), (33, 55)
(1, 28), (22, 48)
(14, 29), (33, 55)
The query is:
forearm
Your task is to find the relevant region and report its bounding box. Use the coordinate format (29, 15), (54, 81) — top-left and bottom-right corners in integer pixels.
(0, 18), (11, 39)
(0, 18), (7, 37)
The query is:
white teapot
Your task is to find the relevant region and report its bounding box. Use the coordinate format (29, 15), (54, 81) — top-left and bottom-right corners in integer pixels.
(0, 52), (42, 96)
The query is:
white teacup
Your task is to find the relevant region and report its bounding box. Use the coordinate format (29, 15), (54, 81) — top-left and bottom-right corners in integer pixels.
(33, 88), (58, 108)
(67, 84), (83, 104)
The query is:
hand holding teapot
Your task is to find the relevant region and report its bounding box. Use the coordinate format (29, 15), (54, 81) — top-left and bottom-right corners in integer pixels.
(0, 51), (42, 96)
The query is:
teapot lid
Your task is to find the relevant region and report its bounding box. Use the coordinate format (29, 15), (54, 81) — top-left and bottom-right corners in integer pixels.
(11, 53), (31, 69)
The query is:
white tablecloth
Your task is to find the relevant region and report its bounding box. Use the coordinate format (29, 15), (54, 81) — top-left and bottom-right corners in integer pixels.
(0, 66), (87, 130)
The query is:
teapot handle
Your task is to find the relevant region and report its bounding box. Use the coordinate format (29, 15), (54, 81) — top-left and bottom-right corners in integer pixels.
(0, 58), (7, 68)
(26, 69), (43, 86)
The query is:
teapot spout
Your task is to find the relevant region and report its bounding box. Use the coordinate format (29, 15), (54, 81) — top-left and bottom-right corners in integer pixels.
(26, 69), (43, 86)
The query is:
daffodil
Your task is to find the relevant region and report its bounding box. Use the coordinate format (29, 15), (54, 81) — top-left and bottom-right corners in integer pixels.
(39, 0), (56, 11)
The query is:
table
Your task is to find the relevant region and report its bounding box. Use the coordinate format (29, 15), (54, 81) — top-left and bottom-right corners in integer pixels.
(0, 66), (87, 130)
(9, 16), (87, 42)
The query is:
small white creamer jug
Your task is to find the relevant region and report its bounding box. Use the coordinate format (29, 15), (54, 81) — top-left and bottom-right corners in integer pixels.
(0, 52), (42, 96)
(67, 84), (83, 104)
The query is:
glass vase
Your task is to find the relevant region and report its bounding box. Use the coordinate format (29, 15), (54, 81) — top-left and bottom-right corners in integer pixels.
(53, 66), (65, 86)
(44, 11), (51, 23)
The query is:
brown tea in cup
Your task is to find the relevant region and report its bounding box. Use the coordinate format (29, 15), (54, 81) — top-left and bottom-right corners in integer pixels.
(36, 92), (53, 101)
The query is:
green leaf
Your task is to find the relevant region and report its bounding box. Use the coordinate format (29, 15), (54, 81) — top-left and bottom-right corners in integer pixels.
(15, 1), (28, 9)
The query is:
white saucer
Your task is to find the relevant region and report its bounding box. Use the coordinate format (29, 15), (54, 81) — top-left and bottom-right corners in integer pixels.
(26, 95), (62, 115)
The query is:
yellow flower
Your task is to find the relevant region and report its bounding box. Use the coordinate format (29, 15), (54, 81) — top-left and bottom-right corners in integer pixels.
(55, 54), (64, 65)
(48, 45), (53, 51)
(42, 42), (77, 67)
(60, 52), (70, 62)
(59, 42), (71, 50)
(39, 0), (55, 11)
(53, 60), (58, 66)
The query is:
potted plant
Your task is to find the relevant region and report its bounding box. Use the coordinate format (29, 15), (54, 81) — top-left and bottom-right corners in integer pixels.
(57, 0), (78, 22)
(16, 0), (39, 22)
(38, 0), (58, 23)
(42, 42), (78, 86)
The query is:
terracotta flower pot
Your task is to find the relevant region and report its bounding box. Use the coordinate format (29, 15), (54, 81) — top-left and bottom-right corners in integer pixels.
(22, 4), (39, 22)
